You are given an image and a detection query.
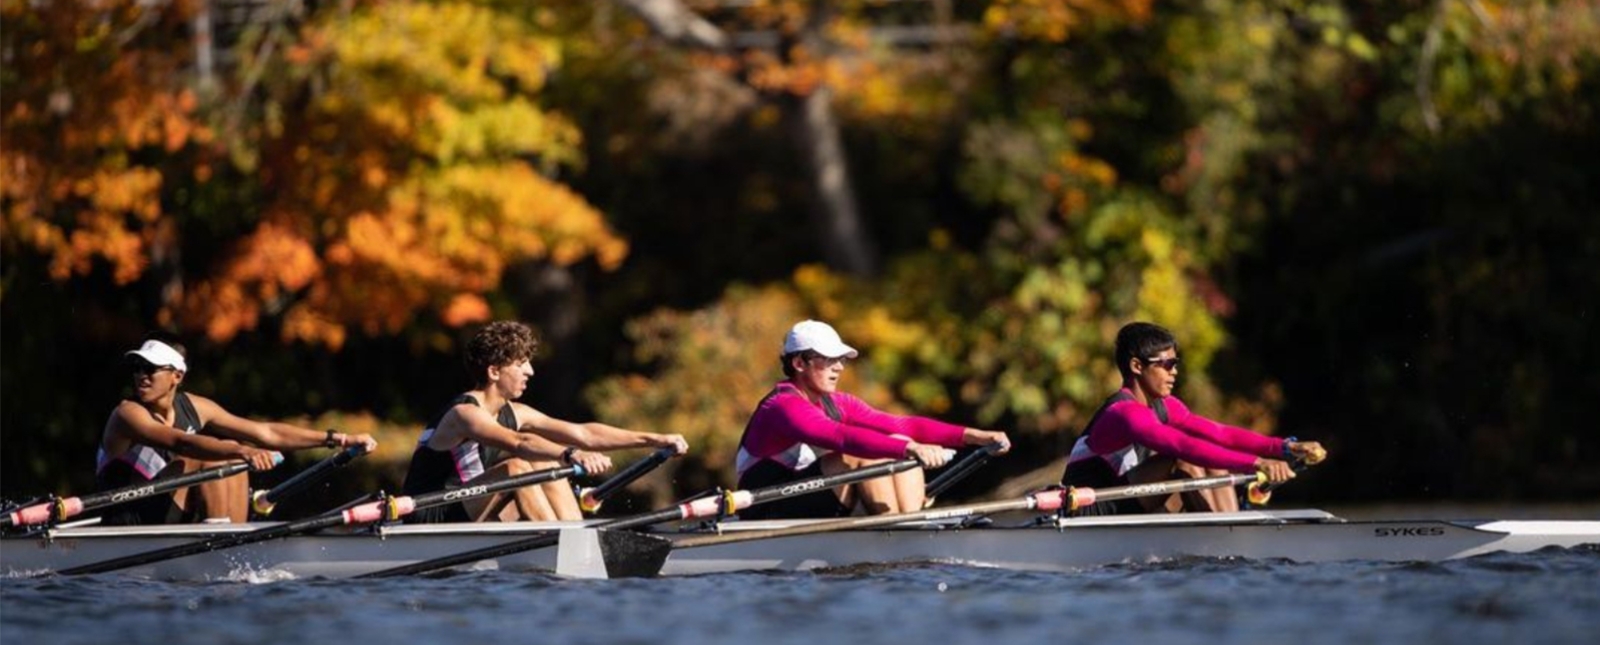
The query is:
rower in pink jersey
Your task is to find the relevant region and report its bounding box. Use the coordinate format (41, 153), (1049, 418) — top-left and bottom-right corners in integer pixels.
(735, 320), (1011, 519)
(1062, 322), (1327, 515)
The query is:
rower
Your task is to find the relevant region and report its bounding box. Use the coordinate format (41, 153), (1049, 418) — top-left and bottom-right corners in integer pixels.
(399, 320), (689, 523)
(1061, 322), (1327, 515)
(98, 334), (378, 524)
(734, 320), (1011, 519)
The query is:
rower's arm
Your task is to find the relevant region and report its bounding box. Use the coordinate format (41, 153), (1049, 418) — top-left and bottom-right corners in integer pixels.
(454, 404), (569, 461)
(1165, 399), (1282, 457)
(108, 401), (254, 461)
(189, 395), (376, 451)
(515, 404), (687, 454)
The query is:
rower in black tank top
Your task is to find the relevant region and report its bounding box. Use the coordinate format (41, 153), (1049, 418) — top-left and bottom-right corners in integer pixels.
(400, 394), (518, 524)
(95, 392), (205, 526)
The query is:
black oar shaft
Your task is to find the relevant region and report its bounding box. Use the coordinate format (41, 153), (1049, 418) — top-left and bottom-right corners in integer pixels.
(59, 464), (583, 576)
(253, 445), (370, 516)
(60, 508), (350, 575)
(578, 447), (675, 512)
(404, 465), (585, 510)
(2, 461), (254, 529)
(923, 443), (1003, 500)
(358, 458), (924, 578)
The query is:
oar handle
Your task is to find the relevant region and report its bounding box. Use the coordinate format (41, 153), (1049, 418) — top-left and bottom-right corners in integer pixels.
(1245, 446), (1327, 506)
(2, 459), (262, 529)
(923, 443), (1005, 501)
(577, 447), (676, 513)
(252, 444), (370, 516)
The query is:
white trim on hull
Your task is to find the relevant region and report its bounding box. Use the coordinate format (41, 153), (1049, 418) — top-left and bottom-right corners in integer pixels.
(3, 510), (1596, 581)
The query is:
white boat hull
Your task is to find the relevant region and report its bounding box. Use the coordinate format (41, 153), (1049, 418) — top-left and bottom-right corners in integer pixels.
(3, 510), (1596, 581)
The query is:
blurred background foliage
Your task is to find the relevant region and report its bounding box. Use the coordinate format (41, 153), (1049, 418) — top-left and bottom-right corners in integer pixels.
(3, 0), (1597, 512)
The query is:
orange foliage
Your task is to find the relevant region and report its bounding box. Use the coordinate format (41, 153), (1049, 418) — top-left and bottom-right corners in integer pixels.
(1, 1), (212, 286)
(982, 0), (1153, 42)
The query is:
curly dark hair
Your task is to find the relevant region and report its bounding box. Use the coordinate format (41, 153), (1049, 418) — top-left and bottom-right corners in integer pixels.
(465, 321), (538, 386)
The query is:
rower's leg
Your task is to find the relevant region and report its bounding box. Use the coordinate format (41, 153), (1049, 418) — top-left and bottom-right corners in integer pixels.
(1127, 456), (1185, 513)
(537, 472), (584, 521)
(891, 468), (926, 512)
(463, 459), (560, 522)
(1171, 461), (1225, 512)
(819, 452), (860, 512)
(175, 457), (249, 522)
(1201, 468), (1239, 512)
(836, 453), (903, 515)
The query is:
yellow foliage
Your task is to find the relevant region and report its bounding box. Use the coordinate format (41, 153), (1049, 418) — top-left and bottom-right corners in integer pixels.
(983, 0), (1153, 43)
(172, 0), (624, 345)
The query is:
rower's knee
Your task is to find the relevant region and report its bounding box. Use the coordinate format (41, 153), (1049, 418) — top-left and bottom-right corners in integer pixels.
(502, 457), (534, 475)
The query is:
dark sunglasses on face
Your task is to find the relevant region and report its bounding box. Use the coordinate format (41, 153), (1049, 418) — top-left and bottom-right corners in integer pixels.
(805, 352), (849, 367)
(1142, 357), (1182, 371)
(131, 363), (175, 377)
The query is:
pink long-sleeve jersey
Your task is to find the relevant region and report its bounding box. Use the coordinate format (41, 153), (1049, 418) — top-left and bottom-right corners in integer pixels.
(735, 382), (966, 477)
(1071, 388), (1284, 475)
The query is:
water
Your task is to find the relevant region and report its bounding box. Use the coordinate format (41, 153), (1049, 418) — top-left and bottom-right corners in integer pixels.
(4, 547), (1597, 645)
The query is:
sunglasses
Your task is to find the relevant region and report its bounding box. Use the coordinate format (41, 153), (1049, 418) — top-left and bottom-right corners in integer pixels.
(131, 363), (176, 377)
(1141, 357), (1182, 371)
(804, 353), (850, 367)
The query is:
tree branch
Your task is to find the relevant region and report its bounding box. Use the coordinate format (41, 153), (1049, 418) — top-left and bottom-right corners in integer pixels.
(612, 0), (729, 50)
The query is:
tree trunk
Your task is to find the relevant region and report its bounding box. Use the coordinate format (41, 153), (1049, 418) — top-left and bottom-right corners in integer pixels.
(508, 263), (587, 418)
(616, 0), (878, 276)
(788, 85), (877, 276)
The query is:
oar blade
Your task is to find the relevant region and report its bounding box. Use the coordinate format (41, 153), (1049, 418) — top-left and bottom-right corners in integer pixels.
(555, 528), (671, 579)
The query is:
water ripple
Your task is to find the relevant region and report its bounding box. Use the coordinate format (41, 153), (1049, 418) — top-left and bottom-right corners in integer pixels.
(4, 549), (1599, 645)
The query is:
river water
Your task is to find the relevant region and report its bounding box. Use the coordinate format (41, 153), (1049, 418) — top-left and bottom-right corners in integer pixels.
(3, 545), (1597, 645)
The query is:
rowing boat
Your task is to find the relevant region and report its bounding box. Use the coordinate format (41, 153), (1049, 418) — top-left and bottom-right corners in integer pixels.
(4, 509), (1595, 580)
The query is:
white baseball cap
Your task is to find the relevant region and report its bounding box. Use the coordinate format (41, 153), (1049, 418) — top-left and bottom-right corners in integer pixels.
(125, 340), (187, 373)
(783, 320), (858, 359)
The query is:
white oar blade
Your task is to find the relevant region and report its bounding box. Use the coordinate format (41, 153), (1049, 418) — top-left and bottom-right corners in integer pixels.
(556, 528), (611, 579)
(555, 528), (673, 579)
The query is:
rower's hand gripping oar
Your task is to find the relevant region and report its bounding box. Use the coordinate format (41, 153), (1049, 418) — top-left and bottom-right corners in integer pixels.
(575, 447), (676, 514)
(1245, 445), (1328, 506)
(251, 444), (370, 517)
(358, 457), (930, 579)
(1, 454), (283, 530)
(57, 463), (584, 576)
(922, 442), (1006, 508)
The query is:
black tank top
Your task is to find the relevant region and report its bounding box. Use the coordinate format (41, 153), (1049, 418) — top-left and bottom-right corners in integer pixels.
(400, 394), (518, 496)
(95, 392), (205, 490)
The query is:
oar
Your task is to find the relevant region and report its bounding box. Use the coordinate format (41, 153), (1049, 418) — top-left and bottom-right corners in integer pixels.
(358, 457), (927, 579)
(922, 443), (1005, 507)
(1, 455), (281, 530)
(576, 447), (676, 514)
(251, 444), (370, 517)
(58, 464), (584, 576)
(667, 472), (1266, 552)
(1244, 445), (1328, 506)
